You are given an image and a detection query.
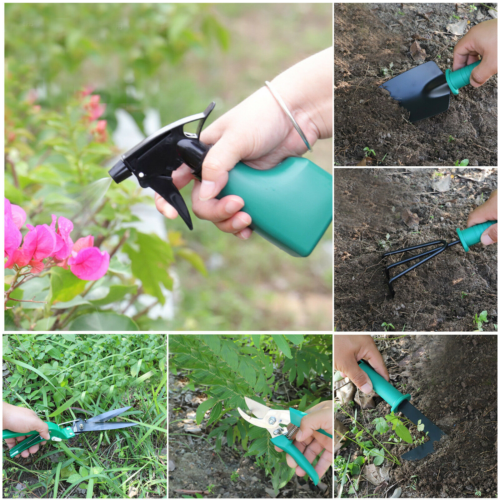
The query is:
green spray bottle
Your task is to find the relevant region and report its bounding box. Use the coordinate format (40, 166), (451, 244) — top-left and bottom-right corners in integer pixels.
(109, 102), (332, 257)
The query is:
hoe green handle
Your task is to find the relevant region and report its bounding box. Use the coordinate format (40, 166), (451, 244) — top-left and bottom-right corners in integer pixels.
(456, 220), (497, 252)
(445, 60), (481, 95)
(359, 360), (411, 413)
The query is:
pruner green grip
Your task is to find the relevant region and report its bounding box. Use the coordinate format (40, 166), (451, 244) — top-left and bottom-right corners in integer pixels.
(445, 60), (481, 95)
(359, 360), (410, 413)
(4, 422), (75, 458)
(456, 220), (497, 252)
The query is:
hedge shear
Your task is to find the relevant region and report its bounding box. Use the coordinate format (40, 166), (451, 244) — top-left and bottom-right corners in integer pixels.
(3, 406), (138, 458)
(237, 397), (332, 485)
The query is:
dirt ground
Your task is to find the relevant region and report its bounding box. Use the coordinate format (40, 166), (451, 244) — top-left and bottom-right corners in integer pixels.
(334, 3), (498, 166)
(169, 373), (332, 499)
(334, 168), (498, 332)
(335, 334), (498, 498)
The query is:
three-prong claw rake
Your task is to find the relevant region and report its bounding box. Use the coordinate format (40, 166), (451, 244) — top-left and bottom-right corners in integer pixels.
(383, 221), (496, 298)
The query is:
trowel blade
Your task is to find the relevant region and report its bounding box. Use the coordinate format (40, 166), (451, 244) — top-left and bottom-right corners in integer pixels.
(398, 399), (446, 460)
(380, 61), (451, 123)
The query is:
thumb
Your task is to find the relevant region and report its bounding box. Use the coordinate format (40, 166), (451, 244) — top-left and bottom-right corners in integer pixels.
(344, 356), (373, 395)
(34, 420), (50, 441)
(470, 56), (496, 87)
(198, 135), (243, 201)
(481, 223), (497, 245)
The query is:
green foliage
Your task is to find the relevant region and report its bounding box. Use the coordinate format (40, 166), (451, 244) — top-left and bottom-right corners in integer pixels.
(381, 322), (395, 332)
(474, 310), (488, 331)
(454, 159), (470, 166)
(363, 147), (376, 158)
(169, 334), (332, 493)
(3, 334), (166, 498)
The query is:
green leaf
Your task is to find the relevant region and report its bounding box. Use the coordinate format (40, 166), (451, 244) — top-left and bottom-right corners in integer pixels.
(283, 335), (304, 345)
(272, 335), (292, 359)
(88, 285), (138, 307)
(251, 335), (261, 349)
(373, 417), (389, 434)
(49, 394), (81, 417)
(371, 448), (385, 466)
(68, 312), (139, 331)
(50, 267), (87, 304)
(130, 359), (142, 377)
(66, 473), (83, 484)
(175, 248), (207, 276)
(52, 296), (92, 309)
(207, 402), (222, 426)
(394, 423), (413, 444)
(123, 232), (174, 305)
(196, 398), (218, 425)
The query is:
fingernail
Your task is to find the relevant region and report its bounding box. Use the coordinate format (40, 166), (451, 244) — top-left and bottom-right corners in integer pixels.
(199, 180), (215, 201)
(225, 200), (242, 214)
(162, 204), (176, 218)
(296, 430), (304, 441)
(232, 216), (250, 231)
(239, 228), (252, 240)
(481, 233), (494, 245)
(361, 383), (372, 394)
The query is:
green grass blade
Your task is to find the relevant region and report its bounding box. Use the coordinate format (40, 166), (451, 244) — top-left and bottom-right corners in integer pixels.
(53, 461), (62, 498)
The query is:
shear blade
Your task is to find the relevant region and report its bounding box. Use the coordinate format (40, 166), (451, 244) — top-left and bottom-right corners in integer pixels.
(244, 397), (270, 418)
(237, 407), (265, 427)
(86, 406), (133, 423)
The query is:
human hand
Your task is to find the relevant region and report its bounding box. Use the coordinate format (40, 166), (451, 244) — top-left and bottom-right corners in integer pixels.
(467, 189), (497, 245)
(334, 335), (389, 394)
(453, 19), (498, 87)
(3, 402), (50, 458)
(155, 48), (332, 240)
(274, 401), (332, 480)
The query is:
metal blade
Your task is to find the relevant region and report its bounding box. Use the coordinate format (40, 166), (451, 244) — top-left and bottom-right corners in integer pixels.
(86, 406), (133, 424)
(80, 422), (139, 433)
(244, 397), (270, 418)
(398, 400), (445, 461)
(237, 407), (267, 428)
(380, 61), (451, 122)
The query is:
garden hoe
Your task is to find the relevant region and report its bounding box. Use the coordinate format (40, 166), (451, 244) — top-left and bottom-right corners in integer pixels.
(109, 102), (332, 257)
(237, 397), (332, 485)
(383, 220), (496, 298)
(380, 60), (480, 122)
(3, 406), (138, 458)
(359, 361), (445, 461)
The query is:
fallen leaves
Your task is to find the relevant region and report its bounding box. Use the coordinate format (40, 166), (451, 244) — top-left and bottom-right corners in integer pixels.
(341, 251), (352, 261)
(401, 208), (420, 228)
(364, 464), (391, 485)
(410, 41), (427, 62)
(432, 174), (452, 192)
(334, 418), (349, 454)
(446, 19), (467, 35)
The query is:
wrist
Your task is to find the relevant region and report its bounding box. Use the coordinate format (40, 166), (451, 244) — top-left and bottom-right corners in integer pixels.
(270, 48), (332, 140)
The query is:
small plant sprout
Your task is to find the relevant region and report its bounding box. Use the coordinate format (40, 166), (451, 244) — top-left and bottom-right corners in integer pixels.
(454, 159), (469, 166)
(452, 14), (460, 19)
(381, 62), (394, 77)
(364, 147), (376, 158)
(461, 291), (468, 299)
(473, 310), (488, 331)
(207, 484), (216, 494)
(469, 4), (478, 12)
(230, 471), (239, 482)
(378, 233), (391, 250)
(381, 322), (395, 332)
(417, 419), (425, 432)
(475, 490), (482, 497)
(448, 135), (455, 142)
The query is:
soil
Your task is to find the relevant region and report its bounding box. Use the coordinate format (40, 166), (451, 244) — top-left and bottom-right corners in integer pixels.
(168, 373), (332, 499)
(334, 3), (498, 166)
(334, 168), (498, 332)
(335, 334), (498, 498)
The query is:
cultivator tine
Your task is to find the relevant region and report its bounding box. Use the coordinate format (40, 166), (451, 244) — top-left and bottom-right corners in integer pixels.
(383, 239), (460, 297)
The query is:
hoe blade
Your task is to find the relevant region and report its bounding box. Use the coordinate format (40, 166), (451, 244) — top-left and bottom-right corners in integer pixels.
(380, 61), (451, 123)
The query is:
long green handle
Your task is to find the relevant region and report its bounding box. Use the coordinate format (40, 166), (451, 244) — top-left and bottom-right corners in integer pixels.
(456, 220), (497, 252)
(359, 360), (411, 412)
(445, 60), (481, 95)
(272, 434), (320, 485)
(289, 408), (332, 438)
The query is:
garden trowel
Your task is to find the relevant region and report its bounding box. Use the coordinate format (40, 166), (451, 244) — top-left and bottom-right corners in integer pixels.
(359, 360), (446, 460)
(380, 60), (480, 122)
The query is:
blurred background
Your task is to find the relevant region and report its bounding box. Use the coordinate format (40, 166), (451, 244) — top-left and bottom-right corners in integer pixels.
(5, 4), (332, 331)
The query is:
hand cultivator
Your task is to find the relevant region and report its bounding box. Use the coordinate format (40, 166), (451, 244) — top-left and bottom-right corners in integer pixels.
(237, 397), (332, 485)
(383, 221), (496, 298)
(3, 406), (138, 458)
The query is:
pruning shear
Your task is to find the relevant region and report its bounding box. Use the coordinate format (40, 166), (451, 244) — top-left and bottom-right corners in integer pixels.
(237, 397), (332, 485)
(3, 406), (138, 458)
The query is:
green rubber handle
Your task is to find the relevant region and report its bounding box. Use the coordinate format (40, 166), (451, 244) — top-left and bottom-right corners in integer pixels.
(359, 360), (410, 413)
(445, 60), (481, 95)
(4, 423), (76, 458)
(218, 157), (332, 258)
(272, 434), (320, 485)
(456, 220), (497, 252)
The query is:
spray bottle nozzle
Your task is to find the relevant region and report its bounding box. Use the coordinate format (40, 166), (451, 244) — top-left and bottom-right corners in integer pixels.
(109, 160), (131, 183)
(107, 102), (216, 230)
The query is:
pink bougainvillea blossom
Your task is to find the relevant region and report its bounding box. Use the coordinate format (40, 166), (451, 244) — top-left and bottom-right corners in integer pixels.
(92, 120), (108, 143)
(68, 246), (110, 281)
(85, 95), (106, 121)
(5, 200), (25, 267)
(50, 215), (74, 261)
(23, 224), (57, 262)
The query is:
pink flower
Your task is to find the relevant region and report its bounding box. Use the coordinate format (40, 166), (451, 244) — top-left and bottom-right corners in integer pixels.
(92, 120), (108, 143)
(85, 95), (105, 121)
(50, 215), (74, 261)
(23, 224), (57, 262)
(5, 199), (26, 267)
(68, 246), (109, 281)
